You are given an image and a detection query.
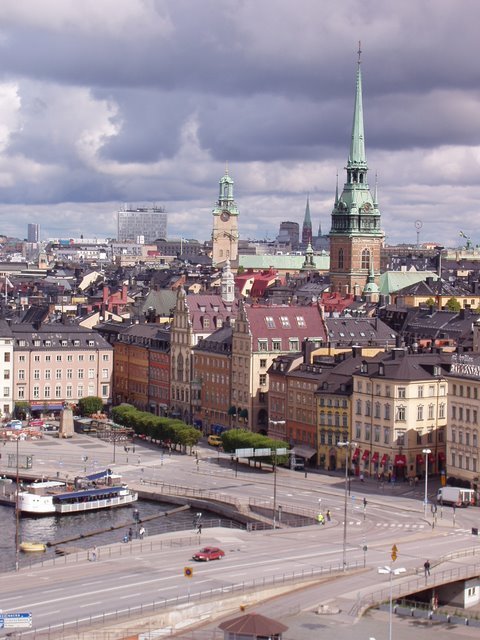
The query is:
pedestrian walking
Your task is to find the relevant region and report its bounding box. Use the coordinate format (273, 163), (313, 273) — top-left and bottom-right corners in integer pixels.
(128, 527), (133, 542)
(316, 513), (325, 525)
(139, 526), (145, 539)
(197, 523), (202, 534)
(90, 546), (98, 561)
(326, 510), (331, 522)
(424, 560), (431, 577)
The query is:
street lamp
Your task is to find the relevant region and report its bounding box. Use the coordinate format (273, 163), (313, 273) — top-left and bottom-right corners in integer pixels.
(423, 448), (431, 517)
(269, 420), (286, 530)
(378, 566), (406, 640)
(338, 441), (357, 570)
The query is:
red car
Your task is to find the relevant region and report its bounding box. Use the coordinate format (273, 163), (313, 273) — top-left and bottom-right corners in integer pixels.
(192, 546), (225, 561)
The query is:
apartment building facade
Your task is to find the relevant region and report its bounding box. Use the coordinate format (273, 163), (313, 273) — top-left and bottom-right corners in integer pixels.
(0, 319), (14, 417)
(11, 323), (113, 413)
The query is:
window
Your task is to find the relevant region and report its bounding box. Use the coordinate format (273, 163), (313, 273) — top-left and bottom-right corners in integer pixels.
(265, 316), (275, 329)
(260, 359), (267, 368)
(78, 355), (84, 362)
(67, 355), (73, 362)
(44, 386), (50, 398)
(396, 406), (406, 421)
(3, 387), (9, 397)
(88, 369), (95, 379)
(34, 355), (40, 363)
(45, 369), (51, 380)
(383, 427), (390, 444)
(34, 370), (40, 380)
(102, 354), (109, 362)
(289, 339), (299, 351)
(18, 369), (25, 381)
(384, 403), (390, 420)
(259, 374), (267, 386)
(374, 402), (381, 418)
(67, 369), (73, 380)
(355, 423), (362, 439)
(418, 385), (424, 398)
(356, 399), (362, 415)
(89, 354), (95, 362)
(66, 385), (73, 398)
(365, 401), (371, 417)
(439, 403), (445, 419)
(55, 385), (62, 398)
(452, 405), (457, 419)
(416, 430), (422, 444)
(272, 339), (281, 351)
(396, 430), (405, 446)
(398, 387), (406, 399)
(374, 425), (380, 442)
(417, 405), (424, 421)
(56, 369), (62, 380)
(102, 368), (109, 379)
(45, 355), (51, 362)
(18, 387), (24, 399)
(33, 386), (40, 399)
(296, 316), (306, 327)
(279, 316), (290, 328)
(102, 384), (108, 397)
(258, 340), (268, 352)
(428, 404), (434, 420)
(338, 248), (344, 269)
(4, 352), (10, 362)
(19, 355), (26, 363)
(78, 385), (84, 398)
(361, 248), (371, 270)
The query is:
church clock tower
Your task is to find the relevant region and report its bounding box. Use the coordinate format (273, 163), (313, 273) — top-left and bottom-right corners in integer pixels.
(329, 45), (384, 294)
(212, 168), (239, 266)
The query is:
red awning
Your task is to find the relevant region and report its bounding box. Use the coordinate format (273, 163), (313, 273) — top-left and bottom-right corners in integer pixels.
(416, 454), (424, 464)
(438, 451), (446, 461)
(371, 452), (379, 463)
(362, 450), (370, 461)
(394, 454), (407, 466)
(428, 453), (435, 464)
(351, 448), (360, 461)
(380, 454), (389, 466)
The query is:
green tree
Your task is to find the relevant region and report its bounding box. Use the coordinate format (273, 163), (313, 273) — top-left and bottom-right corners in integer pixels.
(78, 396), (103, 416)
(14, 401), (30, 420)
(445, 297), (461, 312)
(424, 297), (436, 307)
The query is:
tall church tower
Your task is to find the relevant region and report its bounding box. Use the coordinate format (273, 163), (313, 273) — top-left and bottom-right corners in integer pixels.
(301, 195), (313, 246)
(212, 168), (239, 266)
(329, 46), (384, 294)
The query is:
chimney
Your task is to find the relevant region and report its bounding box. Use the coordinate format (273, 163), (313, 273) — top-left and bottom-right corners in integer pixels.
(352, 345), (362, 358)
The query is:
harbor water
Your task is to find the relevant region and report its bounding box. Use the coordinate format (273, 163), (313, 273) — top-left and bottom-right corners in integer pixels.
(0, 499), (221, 573)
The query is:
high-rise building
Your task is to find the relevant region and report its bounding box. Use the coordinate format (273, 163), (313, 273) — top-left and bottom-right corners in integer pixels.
(117, 205), (167, 243)
(211, 169), (239, 265)
(27, 223), (39, 243)
(329, 47), (384, 294)
(277, 221), (300, 249)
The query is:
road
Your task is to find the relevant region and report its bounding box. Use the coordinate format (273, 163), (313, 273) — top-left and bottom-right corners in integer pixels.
(1, 435), (479, 638)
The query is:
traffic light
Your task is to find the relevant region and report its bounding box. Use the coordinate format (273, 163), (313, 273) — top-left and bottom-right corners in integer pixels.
(391, 544), (398, 562)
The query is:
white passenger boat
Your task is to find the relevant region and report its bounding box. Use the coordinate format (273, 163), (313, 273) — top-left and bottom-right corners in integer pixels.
(17, 471), (138, 516)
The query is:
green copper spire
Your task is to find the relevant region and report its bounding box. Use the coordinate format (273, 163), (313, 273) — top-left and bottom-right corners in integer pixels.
(348, 42), (366, 168)
(302, 195), (313, 244)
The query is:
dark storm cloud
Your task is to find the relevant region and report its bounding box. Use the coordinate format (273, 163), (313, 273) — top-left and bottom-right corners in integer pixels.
(1, 0), (480, 245)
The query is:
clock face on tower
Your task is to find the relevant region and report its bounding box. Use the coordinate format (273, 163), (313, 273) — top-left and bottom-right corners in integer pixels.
(220, 211), (230, 222)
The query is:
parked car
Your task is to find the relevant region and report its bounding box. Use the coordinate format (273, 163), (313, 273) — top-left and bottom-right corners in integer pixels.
(207, 435), (222, 447)
(192, 546), (225, 561)
(6, 420), (22, 430)
(43, 424), (59, 433)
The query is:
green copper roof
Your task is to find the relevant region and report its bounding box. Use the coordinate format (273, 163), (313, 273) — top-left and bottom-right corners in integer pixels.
(348, 47), (366, 168)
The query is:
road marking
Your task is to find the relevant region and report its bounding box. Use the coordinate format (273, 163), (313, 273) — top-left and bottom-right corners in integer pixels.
(79, 602), (101, 608)
(119, 593), (141, 599)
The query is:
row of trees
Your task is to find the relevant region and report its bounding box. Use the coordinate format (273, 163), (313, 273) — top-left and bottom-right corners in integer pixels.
(221, 429), (289, 466)
(111, 404), (201, 451)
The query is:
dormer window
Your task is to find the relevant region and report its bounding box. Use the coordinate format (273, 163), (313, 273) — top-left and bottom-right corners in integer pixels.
(87, 340), (95, 347)
(33, 340), (41, 347)
(73, 340), (80, 347)
(44, 340), (51, 347)
(61, 340), (68, 347)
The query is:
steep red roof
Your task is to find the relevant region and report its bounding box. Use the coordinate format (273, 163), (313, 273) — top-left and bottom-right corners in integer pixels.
(245, 304), (327, 349)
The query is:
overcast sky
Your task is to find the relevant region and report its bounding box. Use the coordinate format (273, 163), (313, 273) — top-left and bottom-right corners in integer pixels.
(1, 0), (480, 248)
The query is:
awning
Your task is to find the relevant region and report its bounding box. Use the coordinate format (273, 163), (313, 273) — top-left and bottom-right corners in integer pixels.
(438, 451), (446, 461)
(351, 448), (360, 461)
(380, 454), (389, 466)
(416, 454), (424, 465)
(371, 452), (379, 463)
(394, 454), (407, 466)
(291, 445), (316, 460)
(361, 450), (370, 461)
(428, 452), (435, 464)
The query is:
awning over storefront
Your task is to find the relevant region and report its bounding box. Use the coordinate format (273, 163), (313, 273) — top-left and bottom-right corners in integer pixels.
(361, 450), (369, 461)
(428, 452), (435, 464)
(291, 445), (316, 460)
(416, 454), (424, 464)
(371, 452), (379, 463)
(352, 448), (360, 461)
(380, 454), (389, 466)
(438, 451), (446, 461)
(394, 454), (407, 466)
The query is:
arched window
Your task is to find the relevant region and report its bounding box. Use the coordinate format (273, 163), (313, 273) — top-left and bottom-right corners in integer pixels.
(361, 248), (371, 270)
(338, 248), (344, 269)
(177, 353), (184, 383)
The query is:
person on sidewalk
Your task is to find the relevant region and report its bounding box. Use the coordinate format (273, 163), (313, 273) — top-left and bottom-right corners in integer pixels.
(316, 513), (325, 525)
(424, 560), (431, 577)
